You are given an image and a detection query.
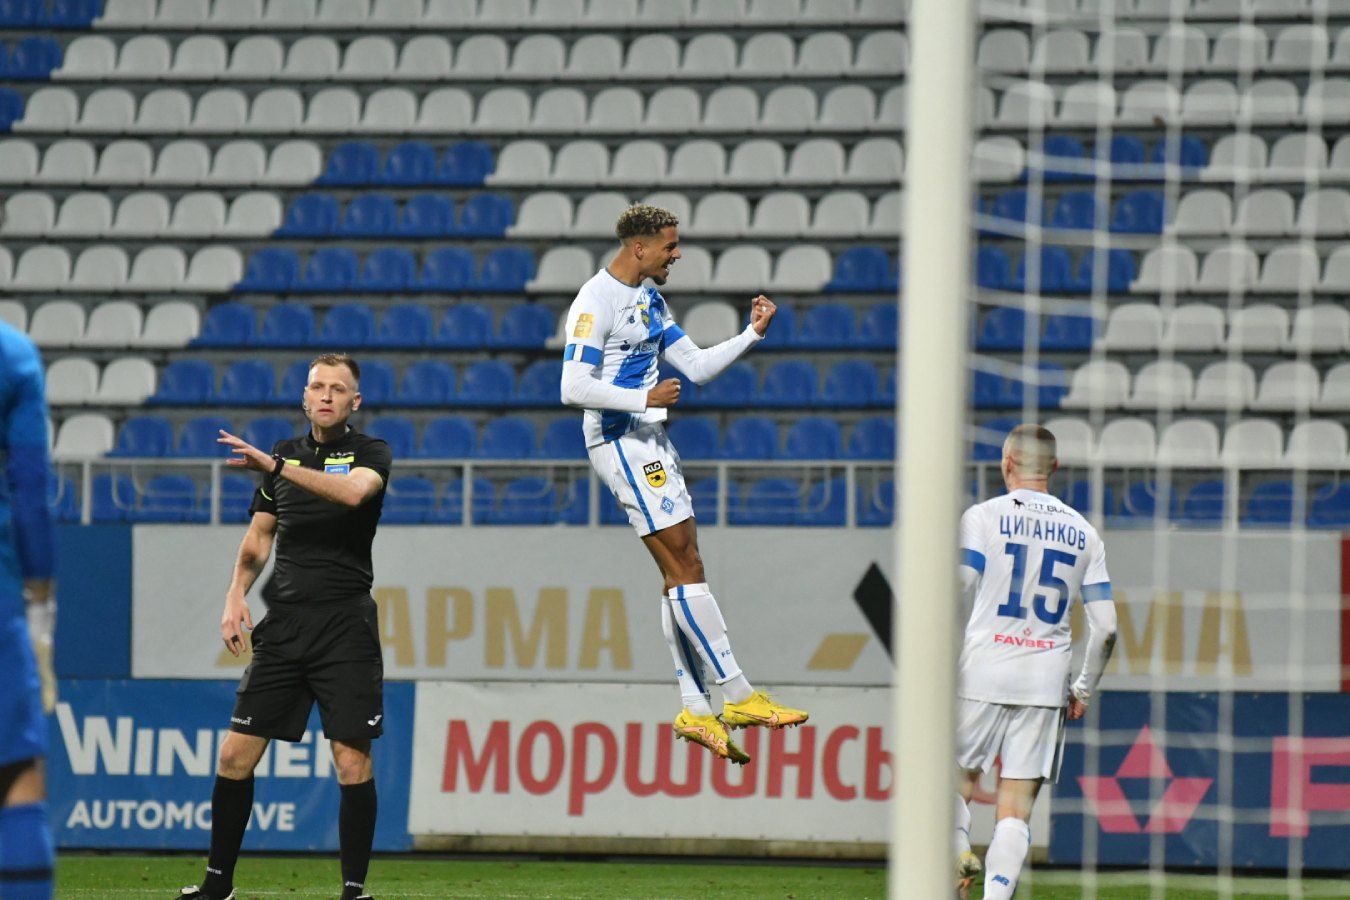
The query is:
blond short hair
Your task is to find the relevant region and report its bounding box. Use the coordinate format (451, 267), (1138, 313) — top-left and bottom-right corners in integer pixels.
(310, 352), (360, 385)
(615, 204), (679, 242)
(1003, 423), (1057, 477)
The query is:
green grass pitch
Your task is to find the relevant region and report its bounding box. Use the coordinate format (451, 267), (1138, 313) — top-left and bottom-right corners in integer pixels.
(54, 854), (1348, 899)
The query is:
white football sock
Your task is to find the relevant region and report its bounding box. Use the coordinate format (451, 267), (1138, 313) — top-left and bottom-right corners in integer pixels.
(667, 583), (754, 703)
(954, 793), (972, 856)
(660, 595), (712, 716)
(983, 817), (1030, 900)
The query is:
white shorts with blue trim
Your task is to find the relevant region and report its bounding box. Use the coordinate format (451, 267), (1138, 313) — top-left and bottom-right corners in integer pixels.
(956, 698), (1066, 782)
(588, 422), (694, 537)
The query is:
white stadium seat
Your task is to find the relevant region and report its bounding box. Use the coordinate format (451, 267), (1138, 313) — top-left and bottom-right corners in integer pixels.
(45, 357), (99, 405)
(816, 85), (875, 131)
(1094, 28), (1149, 72)
(97, 0), (154, 24)
(567, 35), (624, 79)
(529, 247), (595, 292)
(1148, 25), (1207, 72)
(682, 300), (740, 346)
(758, 86), (818, 132)
(1094, 418), (1156, 465)
(1314, 363), (1350, 412)
(341, 35), (397, 77)
(228, 36), (284, 78)
(371, 0), (422, 23)
(206, 140), (266, 184)
(1320, 246), (1350, 293)
(152, 139), (210, 184)
(75, 87), (136, 133)
(304, 87), (361, 133)
(785, 138), (846, 183)
(11, 248), (71, 290)
(1118, 81), (1180, 124)
(224, 192), (283, 235)
(1288, 304), (1350, 354)
(1297, 189), (1350, 236)
(158, 0), (210, 24)
(1202, 133), (1267, 182)
(691, 192), (751, 238)
(262, 0), (318, 26)
(572, 193), (629, 237)
(1284, 420), (1349, 468)
(486, 141), (551, 186)
(725, 139), (786, 185)
(1252, 361), (1320, 411)
(1164, 303), (1225, 352)
(137, 300), (200, 347)
(1234, 189), (1296, 235)
(56, 35), (116, 78)
(0, 139), (39, 183)
(739, 32), (795, 76)
(316, 0), (370, 26)
(1191, 361), (1257, 410)
(978, 30), (1028, 73)
(605, 140), (667, 184)
(664, 243), (710, 289)
(623, 35), (680, 79)
(110, 191), (170, 236)
(643, 86), (701, 132)
(701, 86), (760, 133)
(1061, 360), (1130, 409)
(867, 189), (902, 236)
(1156, 419), (1220, 466)
(422, 0), (476, 25)
(28, 300), (85, 345)
(808, 190), (869, 237)
(397, 36), (453, 79)
(1170, 190), (1232, 235)
(1271, 24), (1330, 70)
(94, 358), (156, 405)
(1227, 303), (1289, 353)
(585, 87), (643, 133)
(1210, 24), (1270, 71)
(797, 31), (852, 76)
(1057, 82), (1116, 126)
(262, 141), (322, 184)
(92, 140), (152, 184)
(548, 140), (608, 185)
(711, 245), (772, 292)
(640, 191), (692, 227)
(16, 87), (79, 132)
(1043, 417), (1093, 465)
(359, 88), (417, 132)
(52, 413), (114, 460)
(667, 140), (727, 185)
(53, 193), (112, 236)
(1182, 80), (1239, 126)
(1125, 360), (1194, 410)
(471, 87), (531, 133)
(1101, 302), (1163, 351)
(246, 87), (304, 133)
(1, 193), (54, 235)
(1266, 134), (1327, 180)
(35, 140), (95, 183)
(133, 88), (192, 134)
(455, 35), (508, 77)
(193, 89), (252, 134)
(1258, 243), (1320, 292)
(415, 88), (473, 132)
(127, 246), (187, 292)
(1132, 245), (1198, 293)
(168, 191), (227, 237)
(530, 88), (587, 133)
(509, 193), (573, 237)
(1033, 28), (1091, 73)
(0, 301), (26, 333)
(210, 0), (263, 25)
(70, 245), (129, 291)
(76, 300), (142, 347)
(972, 137), (1022, 183)
(856, 31), (905, 75)
(1221, 419), (1284, 466)
(1194, 243), (1259, 293)
(1241, 79), (1300, 124)
(510, 35), (565, 78)
(769, 244), (830, 291)
(185, 246), (244, 291)
(115, 35), (171, 77)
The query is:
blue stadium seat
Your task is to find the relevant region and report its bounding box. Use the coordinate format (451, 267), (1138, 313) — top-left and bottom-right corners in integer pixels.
(270, 360), (310, 406)
(795, 303), (855, 349)
(8, 36), (60, 79)
(857, 479), (895, 527)
(1072, 248), (1136, 293)
(317, 303), (375, 347)
(1064, 480), (1117, 519)
(975, 307), (1027, 351)
(732, 478), (801, 526)
(458, 193), (514, 237)
(277, 193), (339, 237)
(515, 359), (561, 405)
(110, 415), (173, 457)
(975, 245), (1011, 290)
(539, 418), (586, 459)
(397, 359), (456, 406)
(971, 416), (1018, 460)
(682, 477), (717, 525)
(365, 416), (416, 458)
(477, 416), (535, 459)
(858, 304), (898, 350)
(91, 473), (135, 521)
(1119, 480), (1179, 522)
(374, 304), (432, 349)
(317, 141), (380, 186)
(218, 360), (274, 405)
(44, 0), (100, 28)
(440, 476), (494, 524)
(494, 303), (553, 349)
(784, 417), (842, 459)
(433, 303), (492, 348)
(417, 416), (475, 458)
(690, 361), (754, 408)
(358, 359), (396, 405)
(1011, 246), (1072, 293)
(722, 416), (778, 459)
(989, 189), (1033, 230)
(242, 416), (294, 453)
(1309, 483), (1350, 529)
(846, 417), (895, 460)
(1150, 135), (1207, 172)
(1041, 313), (1094, 351)
(193, 302), (256, 347)
(298, 248), (359, 293)
(1111, 190), (1164, 234)
(136, 474), (204, 524)
(356, 247), (417, 292)
(820, 360), (879, 408)
(151, 359), (215, 405)
(418, 246), (475, 292)
(665, 416), (719, 460)
(438, 141), (494, 186)
(1108, 135), (1146, 165)
(48, 474), (78, 524)
(881, 366), (896, 405)
(802, 477), (847, 526)
(396, 194), (455, 238)
(458, 359), (515, 405)
(336, 194), (397, 238)
(237, 248), (300, 293)
(971, 372), (1011, 410)
(1030, 135), (1088, 182)
(220, 473), (256, 523)
(1243, 481), (1296, 527)
(474, 247), (535, 292)
(760, 359), (817, 407)
(559, 477), (592, 525)
(0, 87), (23, 131)
(256, 302), (316, 347)
(1034, 361), (1068, 409)
(490, 477), (558, 525)
(740, 303), (795, 350)
(1049, 191), (1098, 230)
(380, 141), (436, 186)
(1180, 480), (1226, 525)
(0, 1), (37, 27)
(382, 476), (439, 524)
(826, 246), (891, 292)
(176, 416), (233, 458)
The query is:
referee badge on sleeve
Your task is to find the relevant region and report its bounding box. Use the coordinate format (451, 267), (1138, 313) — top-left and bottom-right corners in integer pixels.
(643, 461), (666, 489)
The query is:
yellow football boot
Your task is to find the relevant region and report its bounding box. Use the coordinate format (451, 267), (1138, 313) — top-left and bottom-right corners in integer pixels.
(672, 709), (751, 765)
(956, 850), (983, 898)
(721, 691), (809, 730)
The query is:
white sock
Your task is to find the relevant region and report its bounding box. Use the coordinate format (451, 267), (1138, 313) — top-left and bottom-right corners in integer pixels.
(983, 817), (1030, 900)
(660, 596), (713, 716)
(954, 794), (972, 856)
(667, 583), (754, 703)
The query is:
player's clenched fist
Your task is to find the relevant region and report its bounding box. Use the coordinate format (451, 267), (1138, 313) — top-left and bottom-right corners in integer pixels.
(749, 295), (777, 336)
(646, 377), (682, 408)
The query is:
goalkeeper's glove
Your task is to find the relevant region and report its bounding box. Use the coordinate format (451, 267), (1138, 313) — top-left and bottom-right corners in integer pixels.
(26, 599), (56, 714)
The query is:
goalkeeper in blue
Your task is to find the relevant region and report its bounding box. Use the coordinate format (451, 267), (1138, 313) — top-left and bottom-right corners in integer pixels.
(0, 322), (58, 899)
(560, 204), (807, 766)
(952, 424), (1117, 899)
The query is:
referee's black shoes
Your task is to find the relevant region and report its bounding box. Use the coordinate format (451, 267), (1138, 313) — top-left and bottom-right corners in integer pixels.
(179, 886), (234, 899)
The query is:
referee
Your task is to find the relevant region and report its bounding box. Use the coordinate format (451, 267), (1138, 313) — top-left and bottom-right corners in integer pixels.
(181, 353), (390, 900)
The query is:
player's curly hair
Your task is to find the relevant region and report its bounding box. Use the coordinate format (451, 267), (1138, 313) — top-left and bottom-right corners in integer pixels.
(615, 204), (680, 242)
(310, 352), (361, 384)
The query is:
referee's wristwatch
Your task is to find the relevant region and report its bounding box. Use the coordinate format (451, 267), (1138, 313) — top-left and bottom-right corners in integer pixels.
(271, 453), (287, 477)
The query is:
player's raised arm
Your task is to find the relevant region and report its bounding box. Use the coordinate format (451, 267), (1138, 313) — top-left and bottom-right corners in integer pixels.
(660, 295), (771, 386)
(1068, 534), (1118, 720)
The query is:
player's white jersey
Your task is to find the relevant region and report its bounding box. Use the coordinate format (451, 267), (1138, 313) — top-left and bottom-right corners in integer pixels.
(958, 488), (1112, 707)
(563, 268), (684, 448)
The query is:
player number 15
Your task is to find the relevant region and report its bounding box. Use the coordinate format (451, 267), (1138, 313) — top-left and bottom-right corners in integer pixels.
(997, 542), (1076, 625)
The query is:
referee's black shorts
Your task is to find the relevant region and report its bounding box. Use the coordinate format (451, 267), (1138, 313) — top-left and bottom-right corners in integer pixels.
(231, 596), (384, 744)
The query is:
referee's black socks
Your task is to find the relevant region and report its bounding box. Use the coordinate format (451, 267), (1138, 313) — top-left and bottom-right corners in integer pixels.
(339, 779), (378, 899)
(203, 774), (254, 897)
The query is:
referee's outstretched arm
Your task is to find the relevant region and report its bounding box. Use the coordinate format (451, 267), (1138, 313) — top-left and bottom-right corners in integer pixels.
(216, 429), (385, 509)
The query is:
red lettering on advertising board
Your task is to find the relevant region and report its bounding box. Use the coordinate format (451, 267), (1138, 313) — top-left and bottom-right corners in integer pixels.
(766, 727), (816, 799)
(569, 722), (618, 816)
(1270, 737), (1350, 838)
(822, 726), (860, 801)
(623, 723), (703, 799)
(864, 726), (892, 800)
(711, 729), (761, 799)
(517, 721), (565, 795)
(441, 720), (509, 793)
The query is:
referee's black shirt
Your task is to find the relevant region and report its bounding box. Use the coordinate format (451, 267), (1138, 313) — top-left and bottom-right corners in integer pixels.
(248, 427), (391, 608)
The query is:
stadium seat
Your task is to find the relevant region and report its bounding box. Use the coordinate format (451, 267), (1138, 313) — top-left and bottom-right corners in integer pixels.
(397, 359), (456, 407)
(692, 361), (755, 408)
(316, 141), (379, 186)
(459, 359), (516, 405)
(475, 247), (535, 292)
(358, 247), (418, 291)
(417, 416), (475, 459)
(494, 304), (553, 349)
(432, 303), (492, 349)
(796, 303), (855, 349)
(1094, 418), (1156, 465)
(256, 303), (316, 347)
(826, 246), (891, 292)
(1285, 420), (1349, 468)
(731, 477), (801, 526)
(515, 360), (561, 406)
(458, 193), (513, 237)
(317, 303), (375, 347)
(382, 476), (439, 525)
(439, 475), (494, 525)
(722, 416), (778, 459)
(820, 360), (880, 408)
(218, 359), (274, 405)
(90, 473), (135, 522)
(336, 193), (397, 237)
(1179, 481), (1227, 525)
(242, 416), (294, 454)
(374, 303), (433, 349)
(478, 416), (535, 459)
(396, 195), (455, 238)
(665, 417), (719, 460)
(1117, 480), (1178, 522)
(858, 304), (898, 350)
(418, 246), (475, 292)
(237, 248), (300, 293)
(846, 417), (895, 461)
(365, 416), (416, 459)
(489, 477), (559, 526)
(975, 307), (1027, 352)
(175, 415), (233, 458)
(1125, 360), (1194, 410)
(151, 359), (214, 405)
(297, 247), (358, 293)
(437, 140), (494, 186)
(136, 474), (205, 524)
(538, 418), (585, 460)
(784, 417), (842, 459)
(760, 360), (817, 407)
(1309, 483), (1350, 529)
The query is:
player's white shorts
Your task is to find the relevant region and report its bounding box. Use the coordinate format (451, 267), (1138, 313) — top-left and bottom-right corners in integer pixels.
(956, 698), (1066, 782)
(588, 422), (694, 537)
